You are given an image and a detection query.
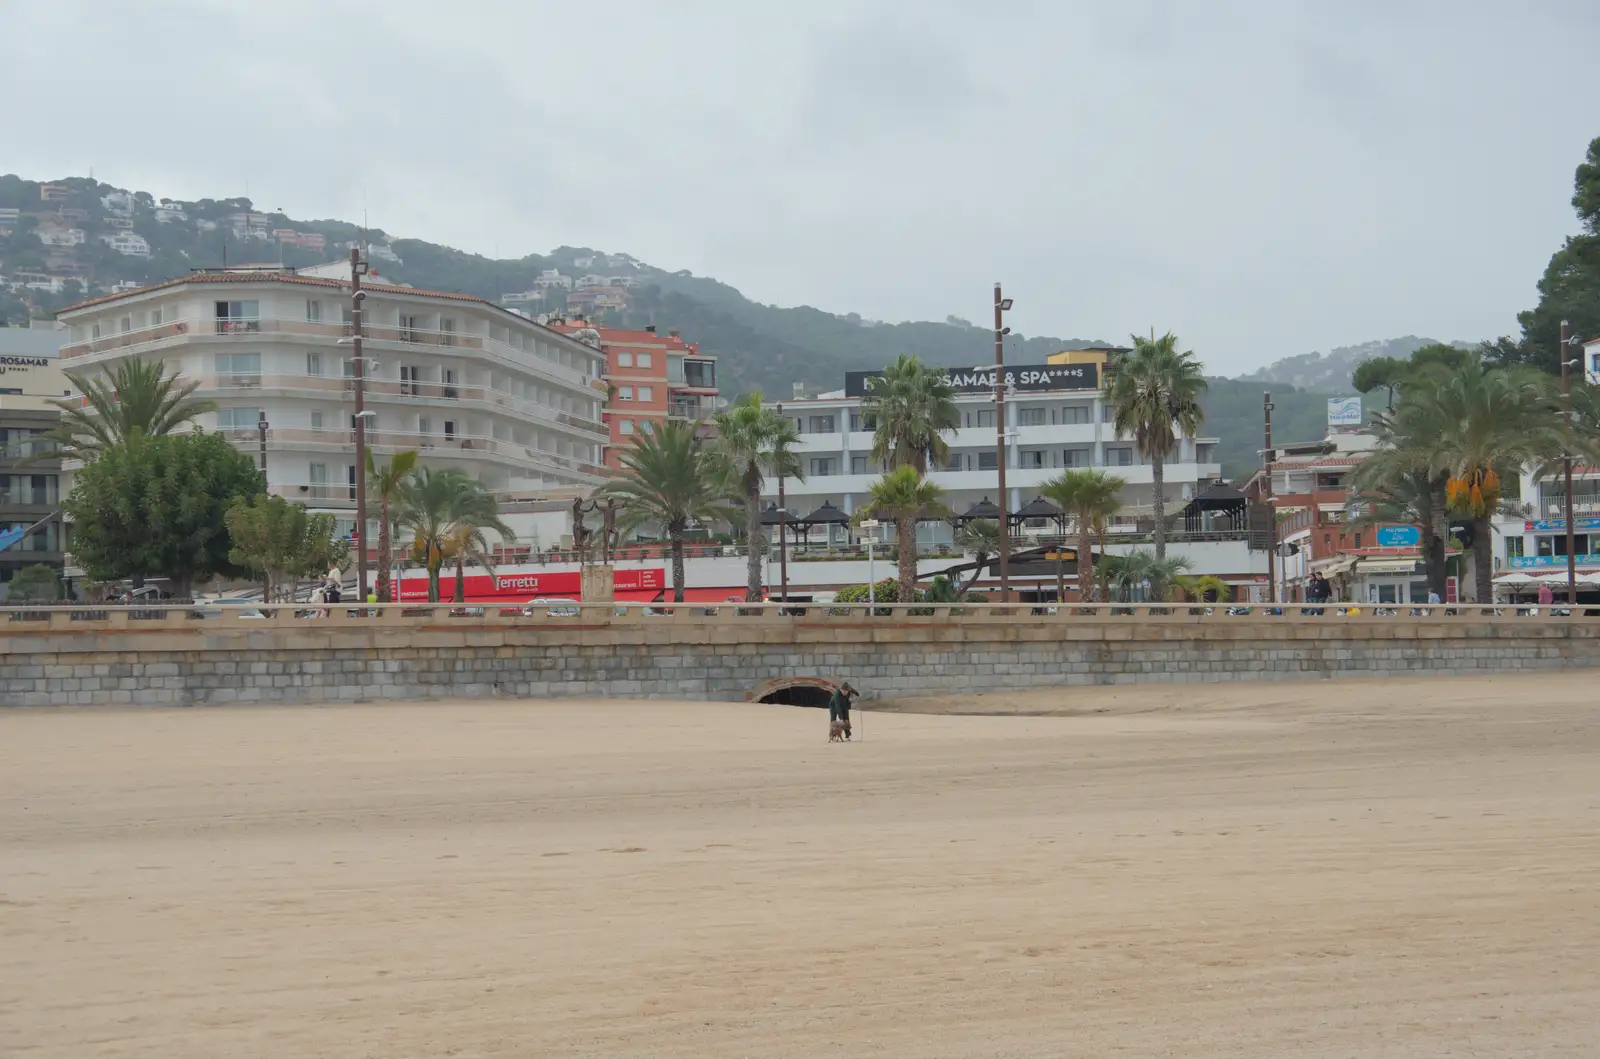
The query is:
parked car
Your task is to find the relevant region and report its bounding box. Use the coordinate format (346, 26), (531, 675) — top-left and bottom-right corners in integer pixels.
(523, 597), (581, 617)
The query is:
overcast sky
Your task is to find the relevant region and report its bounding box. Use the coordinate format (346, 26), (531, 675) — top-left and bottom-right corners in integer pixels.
(5, 0), (1598, 373)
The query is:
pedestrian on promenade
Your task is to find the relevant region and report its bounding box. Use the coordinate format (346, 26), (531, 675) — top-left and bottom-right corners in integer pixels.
(828, 682), (858, 741)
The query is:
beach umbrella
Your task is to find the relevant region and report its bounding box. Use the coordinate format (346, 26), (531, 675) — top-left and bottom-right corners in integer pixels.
(957, 497), (1003, 522)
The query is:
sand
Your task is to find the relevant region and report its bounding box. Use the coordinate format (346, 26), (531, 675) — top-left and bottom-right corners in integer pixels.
(2, 675), (1598, 1058)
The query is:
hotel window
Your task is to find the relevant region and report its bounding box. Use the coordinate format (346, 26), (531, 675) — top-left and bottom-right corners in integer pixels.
(617, 352), (634, 367)
(1105, 446), (1133, 466)
(309, 463), (328, 487)
(214, 300), (259, 332)
(439, 318), (456, 345)
(636, 352), (652, 368)
(1062, 447), (1090, 468)
(119, 315), (132, 334)
(808, 415), (836, 434)
(214, 352), (261, 384)
(1017, 407), (1046, 427)
(1020, 450), (1045, 469)
(1196, 443), (1217, 464)
(849, 412), (878, 432)
(215, 407), (260, 430)
(851, 456), (870, 474)
(1060, 404), (1092, 425)
(968, 409), (995, 428)
(945, 453), (964, 472)
(306, 352), (323, 376)
(1506, 537), (1526, 559)
(977, 451), (998, 471)
(637, 386), (654, 402)
(618, 385), (634, 401)
(619, 419), (635, 435)
(306, 299), (322, 322)
(311, 411), (324, 431)
(151, 308), (164, 326)
(810, 457), (837, 476)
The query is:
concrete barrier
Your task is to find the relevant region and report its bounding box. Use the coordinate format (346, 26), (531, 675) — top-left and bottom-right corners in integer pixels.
(4, 603), (1599, 707)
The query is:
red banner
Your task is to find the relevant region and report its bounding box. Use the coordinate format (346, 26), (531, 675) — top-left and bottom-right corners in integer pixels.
(395, 567), (666, 603)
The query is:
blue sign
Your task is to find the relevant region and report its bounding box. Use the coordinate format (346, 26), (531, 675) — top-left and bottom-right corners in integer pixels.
(1525, 518), (1600, 533)
(1374, 525), (1420, 548)
(1510, 555), (1600, 569)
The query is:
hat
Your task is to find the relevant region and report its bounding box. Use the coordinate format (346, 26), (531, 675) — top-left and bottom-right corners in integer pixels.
(841, 682), (855, 693)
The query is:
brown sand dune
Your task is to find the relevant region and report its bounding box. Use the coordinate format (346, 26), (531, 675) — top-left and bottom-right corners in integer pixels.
(2, 673), (1597, 1057)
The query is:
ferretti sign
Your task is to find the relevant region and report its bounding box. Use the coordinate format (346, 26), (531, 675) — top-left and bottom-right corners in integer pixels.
(844, 362), (1098, 398)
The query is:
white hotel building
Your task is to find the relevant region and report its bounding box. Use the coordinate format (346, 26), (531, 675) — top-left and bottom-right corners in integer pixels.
(56, 267), (608, 535)
(763, 355), (1223, 545)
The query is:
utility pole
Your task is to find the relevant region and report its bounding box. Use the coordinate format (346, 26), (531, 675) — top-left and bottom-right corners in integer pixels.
(1264, 391), (1277, 605)
(1561, 320), (1576, 606)
(350, 247), (370, 604)
(776, 402), (789, 604)
(994, 283), (1012, 602)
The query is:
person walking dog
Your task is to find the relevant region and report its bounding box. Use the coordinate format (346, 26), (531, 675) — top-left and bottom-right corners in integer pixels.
(828, 682), (858, 741)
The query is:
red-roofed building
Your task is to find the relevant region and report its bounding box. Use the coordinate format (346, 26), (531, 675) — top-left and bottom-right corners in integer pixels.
(545, 320), (718, 470)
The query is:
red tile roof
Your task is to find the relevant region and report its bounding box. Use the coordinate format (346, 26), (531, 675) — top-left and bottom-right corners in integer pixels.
(57, 270), (514, 316)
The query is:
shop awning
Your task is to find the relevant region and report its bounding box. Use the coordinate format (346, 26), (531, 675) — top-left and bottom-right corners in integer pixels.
(1313, 556), (1359, 577)
(1356, 559), (1420, 575)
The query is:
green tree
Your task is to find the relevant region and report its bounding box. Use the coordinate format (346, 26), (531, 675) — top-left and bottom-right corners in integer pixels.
(7, 563), (62, 602)
(224, 494), (348, 602)
(707, 392), (803, 602)
(952, 518), (1000, 595)
(859, 466), (949, 602)
(1040, 469), (1126, 602)
(365, 449), (418, 603)
(63, 431), (264, 598)
(599, 421), (732, 603)
(1351, 356), (1407, 411)
(1485, 136), (1600, 374)
(1103, 332), (1207, 560)
(862, 353), (960, 473)
(43, 358), (215, 463)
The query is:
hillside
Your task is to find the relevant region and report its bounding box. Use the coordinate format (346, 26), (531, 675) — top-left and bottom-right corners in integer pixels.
(1, 172), (1376, 480)
(0, 174), (1105, 397)
(1237, 336), (1468, 392)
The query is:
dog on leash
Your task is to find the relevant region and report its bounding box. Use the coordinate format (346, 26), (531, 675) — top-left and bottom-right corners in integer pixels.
(829, 719), (847, 742)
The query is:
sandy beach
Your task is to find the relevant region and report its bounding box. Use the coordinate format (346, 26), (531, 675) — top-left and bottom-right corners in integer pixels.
(3, 674), (1597, 1057)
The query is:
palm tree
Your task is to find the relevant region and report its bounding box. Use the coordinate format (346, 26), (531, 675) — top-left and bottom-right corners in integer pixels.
(1097, 548), (1190, 603)
(862, 354), (961, 473)
(398, 467), (503, 602)
(1103, 333), (1207, 560)
(953, 518), (1000, 595)
(444, 483), (514, 604)
(859, 466), (949, 602)
(707, 392), (804, 602)
(1407, 359), (1570, 602)
(600, 421), (733, 603)
(1040, 469), (1126, 602)
(1350, 456), (1448, 601)
(43, 357), (215, 461)
(366, 450), (418, 602)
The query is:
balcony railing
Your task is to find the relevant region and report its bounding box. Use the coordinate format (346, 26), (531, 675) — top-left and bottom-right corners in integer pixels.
(60, 316), (597, 392)
(237, 427), (606, 480)
(146, 373), (608, 441)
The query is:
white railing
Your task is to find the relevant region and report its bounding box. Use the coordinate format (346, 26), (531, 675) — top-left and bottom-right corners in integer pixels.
(61, 316), (598, 393)
(3, 601), (1597, 631)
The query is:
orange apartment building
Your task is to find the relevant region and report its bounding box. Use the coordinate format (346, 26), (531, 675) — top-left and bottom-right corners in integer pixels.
(546, 321), (718, 469)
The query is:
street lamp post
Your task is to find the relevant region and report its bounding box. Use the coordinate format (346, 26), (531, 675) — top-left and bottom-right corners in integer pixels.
(1561, 320), (1576, 607)
(993, 283), (1013, 601)
(349, 247), (370, 604)
(776, 402), (789, 603)
(860, 518), (881, 611)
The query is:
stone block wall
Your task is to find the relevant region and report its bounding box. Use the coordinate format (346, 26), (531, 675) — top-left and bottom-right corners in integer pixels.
(3, 615), (1599, 707)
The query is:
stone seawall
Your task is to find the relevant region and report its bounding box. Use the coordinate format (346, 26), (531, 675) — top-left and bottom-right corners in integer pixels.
(4, 615), (1600, 707)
